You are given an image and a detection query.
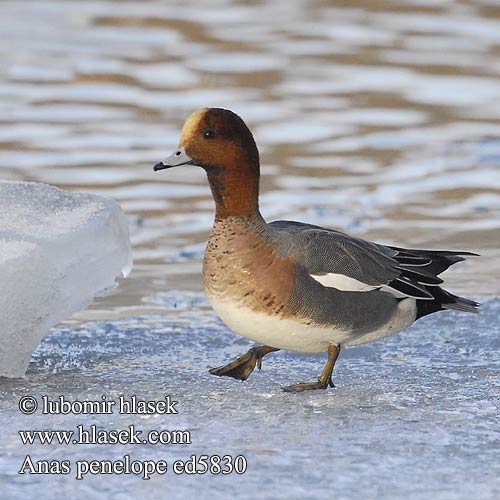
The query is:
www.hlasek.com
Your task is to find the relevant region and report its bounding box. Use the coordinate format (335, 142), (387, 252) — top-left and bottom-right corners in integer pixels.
(17, 394), (247, 480)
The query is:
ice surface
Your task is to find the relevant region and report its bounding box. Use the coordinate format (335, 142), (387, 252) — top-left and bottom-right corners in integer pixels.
(0, 293), (497, 500)
(0, 181), (131, 378)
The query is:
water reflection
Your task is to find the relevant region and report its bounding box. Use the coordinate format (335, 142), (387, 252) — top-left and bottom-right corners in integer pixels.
(1, 0), (499, 318)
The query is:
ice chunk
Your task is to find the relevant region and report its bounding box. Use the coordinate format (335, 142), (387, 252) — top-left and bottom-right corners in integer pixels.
(0, 181), (132, 378)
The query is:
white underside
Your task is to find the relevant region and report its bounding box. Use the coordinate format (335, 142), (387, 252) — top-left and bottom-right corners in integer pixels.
(207, 293), (417, 353)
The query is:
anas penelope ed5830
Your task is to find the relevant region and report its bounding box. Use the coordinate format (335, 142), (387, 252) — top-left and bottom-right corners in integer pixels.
(154, 108), (479, 393)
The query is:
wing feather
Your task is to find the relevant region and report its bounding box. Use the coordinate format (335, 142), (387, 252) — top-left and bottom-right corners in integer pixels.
(269, 220), (472, 301)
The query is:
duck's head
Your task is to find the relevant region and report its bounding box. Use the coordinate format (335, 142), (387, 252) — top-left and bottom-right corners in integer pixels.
(154, 108), (260, 218)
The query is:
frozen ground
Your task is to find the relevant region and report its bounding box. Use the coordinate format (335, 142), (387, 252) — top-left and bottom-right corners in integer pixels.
(0, 181), (131, 377)
(0, 292), (498, 500)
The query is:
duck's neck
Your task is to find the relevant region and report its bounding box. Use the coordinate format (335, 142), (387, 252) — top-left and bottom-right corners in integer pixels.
(206, 165), (261, 221)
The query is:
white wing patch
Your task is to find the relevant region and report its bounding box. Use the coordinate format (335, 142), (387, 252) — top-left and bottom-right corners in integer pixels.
(311, 272), (428, 300)
(379, 285), (411, 298)
(310, 273), (379, 292)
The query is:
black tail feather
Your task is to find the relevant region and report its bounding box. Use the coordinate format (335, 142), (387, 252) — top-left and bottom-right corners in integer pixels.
(415, 286), (480, 320)
(391, 247), (479, 276)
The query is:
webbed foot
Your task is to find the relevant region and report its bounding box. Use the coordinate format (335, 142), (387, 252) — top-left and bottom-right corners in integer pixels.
(282, 343), (341, 393)
(282, 376), (334, 393)
(209, 345), (279, 381)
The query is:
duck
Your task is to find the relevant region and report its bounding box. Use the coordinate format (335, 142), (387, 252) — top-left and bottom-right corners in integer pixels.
(154, 108), (479, 393)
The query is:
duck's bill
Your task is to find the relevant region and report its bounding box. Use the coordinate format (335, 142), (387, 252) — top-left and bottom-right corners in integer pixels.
(154, 147), (193, 171)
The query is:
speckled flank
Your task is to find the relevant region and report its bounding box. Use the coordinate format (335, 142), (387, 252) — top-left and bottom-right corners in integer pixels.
(203, 215), (296, 318)
(288, 264), (404, 334)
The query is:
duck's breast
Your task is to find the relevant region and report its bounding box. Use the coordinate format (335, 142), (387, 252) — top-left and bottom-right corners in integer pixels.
(203, 218), (295, 317)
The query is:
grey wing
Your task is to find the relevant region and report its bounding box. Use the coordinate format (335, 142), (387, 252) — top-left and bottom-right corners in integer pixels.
(268, 220), (463, 300)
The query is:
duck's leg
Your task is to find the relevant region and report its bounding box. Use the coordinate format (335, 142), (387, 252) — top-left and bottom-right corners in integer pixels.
(283, 343), (341, 393)
(209, 345), (280, 381)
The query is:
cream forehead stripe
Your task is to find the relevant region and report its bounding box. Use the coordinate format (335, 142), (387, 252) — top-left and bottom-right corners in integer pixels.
(180, 108), (208, 145)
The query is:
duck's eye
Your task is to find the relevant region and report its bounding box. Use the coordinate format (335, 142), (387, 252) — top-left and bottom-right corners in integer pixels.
(203, 130), (214, 139)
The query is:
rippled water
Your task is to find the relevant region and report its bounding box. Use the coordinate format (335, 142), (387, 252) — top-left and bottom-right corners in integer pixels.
(2, 3), (500, 499)
(1, 1), (499, 315)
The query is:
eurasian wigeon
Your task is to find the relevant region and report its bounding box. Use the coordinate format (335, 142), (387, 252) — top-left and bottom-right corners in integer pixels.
(154, 108), (479, 393)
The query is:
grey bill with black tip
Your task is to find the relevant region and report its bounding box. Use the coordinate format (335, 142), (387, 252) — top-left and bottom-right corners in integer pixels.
(154, 146), (193, 171)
